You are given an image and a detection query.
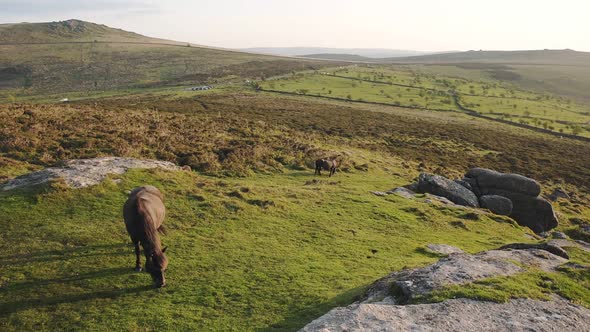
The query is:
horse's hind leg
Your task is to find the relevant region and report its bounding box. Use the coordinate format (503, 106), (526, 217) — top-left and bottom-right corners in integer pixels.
(133, 241), (142, 272)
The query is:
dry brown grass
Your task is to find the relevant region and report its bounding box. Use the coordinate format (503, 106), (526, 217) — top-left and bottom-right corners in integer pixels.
(2, 92), (590, 190)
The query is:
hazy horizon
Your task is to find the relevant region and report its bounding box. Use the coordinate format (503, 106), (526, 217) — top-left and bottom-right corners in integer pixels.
(1, 0), (589, 52)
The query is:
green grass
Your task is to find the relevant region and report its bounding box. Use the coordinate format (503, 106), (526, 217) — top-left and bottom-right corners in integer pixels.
(1, 69), (590, 330)
(0, 165), (536, 331)
(261, 65), (590, 137)
(417, 269), (590, 307)
(416, 245), (590, 308)
(262, 73), (456, 110)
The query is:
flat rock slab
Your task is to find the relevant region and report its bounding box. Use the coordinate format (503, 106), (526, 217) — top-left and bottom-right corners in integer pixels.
(1, 157), (180, 190)
(301, 296), (590, 332)
(426, 244), (464, 255)
(388, 187), (416, 199)
(548, 239), (590, 253)
(364, 248), (567, 303)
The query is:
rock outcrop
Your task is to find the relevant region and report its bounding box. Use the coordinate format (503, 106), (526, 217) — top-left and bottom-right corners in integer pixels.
(1, 157), (181, 190)
(463, 168), (557, 233)
(301, 296), (590, 332)
(479, 195), (513, 216)
(425, 244), (465, 255)
(301, 243), (589, 332)
(388, 187), (416, 199)
(465, 167), (541, 197)
(387, 168), (558, 233)
(364, 245), (566, 304)
(416, 173), (479, 207)
(488, 191), (558, 233)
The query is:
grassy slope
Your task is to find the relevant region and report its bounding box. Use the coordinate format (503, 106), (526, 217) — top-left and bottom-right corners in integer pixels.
(0, 20), (334, 95)
(1, 165), (535, 331)
(1, 51), (589, 330)
(0, 19), (176, 44)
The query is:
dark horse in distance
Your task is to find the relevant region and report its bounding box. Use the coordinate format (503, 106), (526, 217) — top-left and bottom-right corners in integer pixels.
(315, 159), (338, 177)
(123, 185), (168, 288)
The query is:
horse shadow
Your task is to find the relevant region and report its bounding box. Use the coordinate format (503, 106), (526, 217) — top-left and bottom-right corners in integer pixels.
(0, 243), (128, 266)
(0, 283), (152, 315)
(0, 243), (151, 316)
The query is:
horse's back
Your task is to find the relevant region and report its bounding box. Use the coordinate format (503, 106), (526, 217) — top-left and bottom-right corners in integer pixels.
(123, 186), (166, 239)
(321, 159), (336, 169)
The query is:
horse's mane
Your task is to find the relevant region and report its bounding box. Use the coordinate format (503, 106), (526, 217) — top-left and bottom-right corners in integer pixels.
(137, 197), (163, 253)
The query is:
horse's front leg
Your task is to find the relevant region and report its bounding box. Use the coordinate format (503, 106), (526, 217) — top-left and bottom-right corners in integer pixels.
(133, 241), (142, 272)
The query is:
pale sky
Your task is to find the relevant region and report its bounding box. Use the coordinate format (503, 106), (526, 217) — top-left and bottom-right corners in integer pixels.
(1, 0), (589, 52)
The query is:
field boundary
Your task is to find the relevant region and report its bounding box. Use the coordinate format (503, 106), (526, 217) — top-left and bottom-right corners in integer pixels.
(258, 88), (460, 114)
(274, 71), (590, 142)
(323, 73), (444, 92)
(452, 94), (590, 143)
(326, 73), (589, 118)
(259, 87), (590, 143)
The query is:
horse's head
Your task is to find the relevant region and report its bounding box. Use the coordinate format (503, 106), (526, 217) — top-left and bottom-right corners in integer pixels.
(146, 246), (168, 288)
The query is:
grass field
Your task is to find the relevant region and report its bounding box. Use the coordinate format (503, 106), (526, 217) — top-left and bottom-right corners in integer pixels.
(1, 87), (590, 331)
(384, 50), (590, 103)
(260, 65), (590, 137)
(0, 164), (544, 331)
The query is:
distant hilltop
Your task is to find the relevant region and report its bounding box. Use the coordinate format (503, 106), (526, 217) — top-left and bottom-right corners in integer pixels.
(242, 47), (590, 66)
(0, 19), (181, 44)
(241, 47), (442, 58)
(383, 48), (590, 66)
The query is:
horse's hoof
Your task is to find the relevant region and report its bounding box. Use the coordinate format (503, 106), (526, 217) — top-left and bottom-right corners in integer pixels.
(134, 267), (142, 272)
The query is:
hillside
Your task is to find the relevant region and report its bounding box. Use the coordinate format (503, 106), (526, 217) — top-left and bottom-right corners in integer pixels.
(242, 47), (430, 58)
(300, 53), (374, 62)
(375, 50), (590, 103)
(1, 91), (590, 330)
(0, 19), (177, 44)
(0, 20), (334, 95)
(384, 49), (590, 66)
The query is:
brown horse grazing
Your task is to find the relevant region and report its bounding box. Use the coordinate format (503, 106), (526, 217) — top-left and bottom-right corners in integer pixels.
(315, 159), (338, 177)
(123, 185), (168, 288)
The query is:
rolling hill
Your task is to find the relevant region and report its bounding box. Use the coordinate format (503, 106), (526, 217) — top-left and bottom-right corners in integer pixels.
(0, 19), (179, 44)
(242, 47), (431, 58)
(299, 53), (374, 62)
(384, 49), (590, 65)
(381, 49), (590, 103)
(0, 20), (334, 95)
